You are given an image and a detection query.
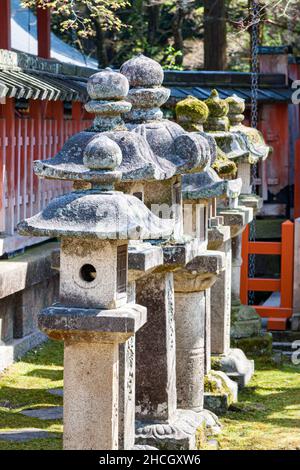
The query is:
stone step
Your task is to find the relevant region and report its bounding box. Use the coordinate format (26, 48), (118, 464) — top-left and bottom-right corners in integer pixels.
(48, 388), (63, 397)
(0, 428), (58, 442)
(20, 406), (63, 420)
(272, 342), (294, 352)
(270, 331), (300, 342)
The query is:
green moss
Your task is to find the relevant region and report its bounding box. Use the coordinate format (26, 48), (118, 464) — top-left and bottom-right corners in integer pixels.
(204, 374), (218, 393)
(205, 89), (229, 118)
(0, 340), (63, 450)
(219, 358), (300, 450)
(195, 422), (206, 449)
(232, 334), (273, 357)
(175, 95), (209, 127)
(205, 371), (235, 406)
(212, 148), (237, 178)
(211, 356), (222, 371)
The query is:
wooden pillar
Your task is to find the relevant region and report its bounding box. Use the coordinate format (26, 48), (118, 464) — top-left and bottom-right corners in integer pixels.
(72, 102), (83, 134)
(280, 221), (294, 311)
(4, 99), (15, 235)
(37, 7), (51, 59)
(0, 0), (11, 50)
(240, 223), (249, 305)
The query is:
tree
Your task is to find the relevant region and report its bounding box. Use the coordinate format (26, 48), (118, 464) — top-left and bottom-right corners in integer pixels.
(21, 0), (129, 67)
(203, 0), (227, 70)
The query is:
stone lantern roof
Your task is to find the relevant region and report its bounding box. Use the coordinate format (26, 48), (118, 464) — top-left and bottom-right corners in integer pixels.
(182, 167), (242, 203)
(33, 67), (177, 183)
(33, 61), (209, 184)
(121, 54), (211, 174)
(225, 94), (270, 164)
(18, 135), (174, 241)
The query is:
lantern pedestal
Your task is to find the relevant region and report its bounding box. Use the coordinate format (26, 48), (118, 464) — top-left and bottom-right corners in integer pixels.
(39, 304), (146, 450)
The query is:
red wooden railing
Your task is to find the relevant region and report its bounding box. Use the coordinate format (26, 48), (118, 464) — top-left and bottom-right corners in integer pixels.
(294, 139), (300, 219)
(0, 99), (92, 253)
(240, 220), (294, 330)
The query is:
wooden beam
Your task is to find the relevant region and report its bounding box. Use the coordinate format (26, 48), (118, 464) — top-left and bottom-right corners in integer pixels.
(37, 7), (51, 59)
(0, 0), (11, 50)
(240, 223), (249, 304)
(247, 278), (281, 292)
(248, 241), (281, 255)
(294, 140), (300, 219)
(254, 306), (292, 318)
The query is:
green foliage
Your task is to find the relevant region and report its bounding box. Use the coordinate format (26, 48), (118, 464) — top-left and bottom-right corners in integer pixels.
(21, 0), (129, 37)
(21, 1), (300, 70)
(162, 45), (183, 70)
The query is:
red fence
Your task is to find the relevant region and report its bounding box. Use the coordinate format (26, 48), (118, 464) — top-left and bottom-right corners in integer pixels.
(0, 99), (92, 254)
(240, 220), (294, 330)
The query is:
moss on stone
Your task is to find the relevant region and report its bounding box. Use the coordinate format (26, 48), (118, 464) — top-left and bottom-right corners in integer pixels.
(211, 356), (222, 370)
(212, 148), (237, 178)
(205, 371), (235, 406)
(225, 95), (245, 115)
(205, 89), (229, 118)
(231, 334), (273, 357)
(195, 422), (206, 449)
(175, 95), (209, 129)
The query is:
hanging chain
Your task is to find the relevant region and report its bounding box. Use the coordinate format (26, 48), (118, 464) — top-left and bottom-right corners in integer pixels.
(248, 0), (259, 304)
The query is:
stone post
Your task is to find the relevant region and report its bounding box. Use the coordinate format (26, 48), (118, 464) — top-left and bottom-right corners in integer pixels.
(173, 253), (224, 412)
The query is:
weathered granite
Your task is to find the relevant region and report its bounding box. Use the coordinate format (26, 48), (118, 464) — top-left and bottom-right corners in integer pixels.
(183, 167), (242, 203)
(173, 251), (225, 413)
(211, 349), (254, 389)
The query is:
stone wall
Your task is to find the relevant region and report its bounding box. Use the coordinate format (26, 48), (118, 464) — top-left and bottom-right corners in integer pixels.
(0, 241), (59, 371)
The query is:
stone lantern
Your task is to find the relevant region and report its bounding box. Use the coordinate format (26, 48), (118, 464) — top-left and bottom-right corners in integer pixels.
(225, 94), (270, 202)
(120, 55), (222, 449)
(223, 94), (272, 357)
(18, 72), (176, 450)
(175, 93), (255, 390)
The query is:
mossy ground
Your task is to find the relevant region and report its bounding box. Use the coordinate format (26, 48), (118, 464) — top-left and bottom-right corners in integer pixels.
(1, 343), (300, 450)
(218, 358), (300, 450)
(0, 340), (63, 450)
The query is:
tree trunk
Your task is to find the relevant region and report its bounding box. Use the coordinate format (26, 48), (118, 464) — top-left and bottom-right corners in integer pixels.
(172, 6), (184, 66)
(204, 0), (227, 70)
(94, 20), (109, 68)
(147, 4), (161, 45)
